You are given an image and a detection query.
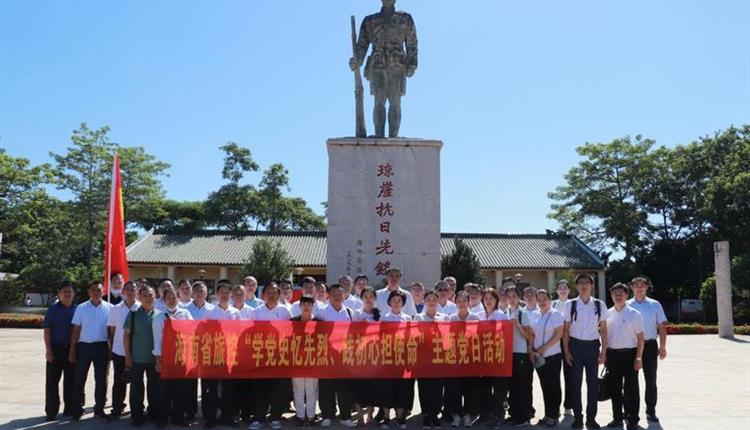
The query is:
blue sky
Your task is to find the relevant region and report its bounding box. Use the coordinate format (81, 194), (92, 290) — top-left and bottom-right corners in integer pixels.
(2, 0), (749, 234)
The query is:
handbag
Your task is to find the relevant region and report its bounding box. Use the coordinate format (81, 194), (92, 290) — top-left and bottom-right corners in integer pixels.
(598, 366), (612, 401)
(121, 310), (136, 384)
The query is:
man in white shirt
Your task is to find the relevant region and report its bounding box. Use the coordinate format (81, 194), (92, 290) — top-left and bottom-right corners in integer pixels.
(107, 281), (140, 418)
(248, 284), (292, 430)
(152, 285), (192, 427)
(340, 275), (363, 310)
(435, 280), (457, 315)
(177, 279), (193, 308)
(243, 276), (265, 309)
(605, 283), (644, 430)
(278, 279), (295, 312)
(316, 283), (356, 428)
(562, 274), (609, 430)
(626, 276), (667, 423)
(443, 276), (458, 301)
(376, 267), (417, 317)
(68, 281), (114, 420)
(203, 282), (240, 428)
(154, 278), (173, 312)
(184, 281), (214, 422)
(291, 277), (326, 317)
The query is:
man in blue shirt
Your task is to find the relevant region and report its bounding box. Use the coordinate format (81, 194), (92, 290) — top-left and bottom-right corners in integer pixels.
(43, 281), (77, 421)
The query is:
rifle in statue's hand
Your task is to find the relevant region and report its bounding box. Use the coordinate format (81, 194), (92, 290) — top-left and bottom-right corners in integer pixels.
(351, 15), (366, 138)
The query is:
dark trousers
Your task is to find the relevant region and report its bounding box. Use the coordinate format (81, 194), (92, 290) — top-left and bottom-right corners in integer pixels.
(237, 379), (255, 421)
(642, 340), (659, 414)
(202, 379), (220, 422)
(535, 353), (562, 419)
(251, 379), (289, 421)
(320, 379), (354, 419)
(45, 345), (75, 417)
(72, 341), (109, 414)
(130, 362), (159, 421)
(186, 379), (198, 418)
(562, 347), (573, 410)
(158, 377), (188, 425)
(569, 338), (600, 420)
(607, 349), (640, 423)
(509, 353), (533, 421)
(111, 353), (127, 413)
(418, 378), (444, 419)
(446, 377), (479, 417)
(219, 379), (239, 422)
(490, 377), (509, 420)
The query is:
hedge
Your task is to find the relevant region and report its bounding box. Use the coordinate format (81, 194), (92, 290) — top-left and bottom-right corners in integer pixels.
(1, 313), (749, 335)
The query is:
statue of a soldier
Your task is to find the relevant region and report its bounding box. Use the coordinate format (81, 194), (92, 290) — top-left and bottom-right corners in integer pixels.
(349, 0), (418, 138)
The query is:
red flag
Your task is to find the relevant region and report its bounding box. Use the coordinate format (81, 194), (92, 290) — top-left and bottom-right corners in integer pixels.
(104, 154), (128, 296)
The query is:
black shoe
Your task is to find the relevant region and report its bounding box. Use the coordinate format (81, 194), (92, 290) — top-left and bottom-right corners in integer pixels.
(606, 420), (623, 428)
(133, 417), (146, 427)
(187, 413), (197, 422)
(295, 417), (305, 427)
(45, 415), (56, 422)
(204, 420), (218, 429)
(626, 421), (639, 430)
(646, 414), (659, 423)
(173, 419), (191, 427)
(572, 418), (584, 429)
(221, 418), (240, 428)
(95, 409), (112, 421)
(157, 421), (168, 429)
(586, 420), (601, 429)
(110, 409), (123, 419)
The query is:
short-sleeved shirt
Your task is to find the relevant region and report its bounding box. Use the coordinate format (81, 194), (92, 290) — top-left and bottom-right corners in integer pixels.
(437, 301), (457, 315)
(205, 304), (240, 320)
(344, 294), (364, 311)
(152, 307), (192, 356)
(124, 307), (161, 363)
(185, 301), (215, 320)
(606, 305), (644, 349)
(376, 287), (418, 317)
(178, 299), (193, 309)
(71, 300), (113, 343)
(44, 302), (77, 347)
(626, 297), (667, 340)
(250, 304), (292, 321)
(448, 312), (481, 322)
(487, 309), (509, 321)
(316, 303), (353, 322)
(552, 299), (568, 314)
(563, 297), (610, 341)
(245, 296), (265, 309)
(383, 311), (413, 322)
(531, 309), (564, 357)
(414, 311), (448, 322)
(507, 306), (533, 353)
(154, 298), (167, 312)
(291, 300), (326, 318)
(353, 308), (380, 322)
(108, 300), (141, 356)
(470, 303), (486, 320)
(233, 303), (254, 320)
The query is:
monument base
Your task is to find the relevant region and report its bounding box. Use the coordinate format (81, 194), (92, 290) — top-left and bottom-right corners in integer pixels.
(326, 137), (442, 287)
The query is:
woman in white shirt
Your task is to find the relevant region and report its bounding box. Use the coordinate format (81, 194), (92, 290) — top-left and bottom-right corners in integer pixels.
(414, 290), (447, 428)
(352, 286), (380, 426)
(380, 290), (413, 430)
(446, 291), (481, 427)
(529, 289), (565, 427)
(482, 288), (510, 425)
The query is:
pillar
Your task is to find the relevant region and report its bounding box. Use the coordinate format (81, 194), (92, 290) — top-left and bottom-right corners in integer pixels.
(167, 265), (176, 280)
(494, 270), (504, 288)
(597, 270), (606, 299)
(220, 266), (228, 281)
(714, 241), (734, 339)
(547, 270), (555, 292)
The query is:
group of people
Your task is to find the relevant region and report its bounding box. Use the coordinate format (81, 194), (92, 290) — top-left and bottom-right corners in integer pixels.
(44, 268), (668, 430)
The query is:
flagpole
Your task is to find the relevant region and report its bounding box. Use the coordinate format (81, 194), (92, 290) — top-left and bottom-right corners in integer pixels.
(107, 154), (118, 302)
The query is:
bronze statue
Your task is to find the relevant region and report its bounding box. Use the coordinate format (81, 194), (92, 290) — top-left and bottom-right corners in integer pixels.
(349, 0), (418, 138)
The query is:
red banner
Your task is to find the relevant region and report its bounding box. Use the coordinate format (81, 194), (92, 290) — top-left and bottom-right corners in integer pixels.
(161, 320), (513, 379)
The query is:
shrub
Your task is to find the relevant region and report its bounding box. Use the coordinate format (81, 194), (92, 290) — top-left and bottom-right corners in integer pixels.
(0, 313), (44, 328)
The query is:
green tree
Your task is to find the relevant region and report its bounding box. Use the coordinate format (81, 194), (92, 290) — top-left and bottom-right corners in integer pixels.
(440, 237), (483, 289)
(205, 143), (261, 230)
(49, 123), (169, 271)
(255, 164), (325, 232)
(548, 136), (653, 260)
(241, 238), (295, 286)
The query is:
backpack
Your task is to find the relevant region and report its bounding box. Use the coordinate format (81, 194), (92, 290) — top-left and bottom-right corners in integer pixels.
(571, 298), (601, 322)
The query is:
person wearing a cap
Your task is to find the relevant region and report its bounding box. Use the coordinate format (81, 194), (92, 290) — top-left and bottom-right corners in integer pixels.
(626, 276), (667, 423)
(552, 279), (574, 417)
(379, 289), (414, 430)
(562, 274), (609, 430)
(605, 283), (644, 430)
(375, 267), (417, 317)
(291, 296), (322, 426)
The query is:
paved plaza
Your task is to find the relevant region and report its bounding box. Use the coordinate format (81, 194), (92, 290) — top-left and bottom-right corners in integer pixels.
(1, 329), (748, 430)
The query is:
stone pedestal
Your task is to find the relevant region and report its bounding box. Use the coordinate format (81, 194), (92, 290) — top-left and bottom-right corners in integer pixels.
(326, 137), (442, 287)
(714, 241), (734, 338)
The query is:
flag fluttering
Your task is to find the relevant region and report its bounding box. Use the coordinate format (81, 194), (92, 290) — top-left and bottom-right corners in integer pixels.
(104, 154), (128, 296)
